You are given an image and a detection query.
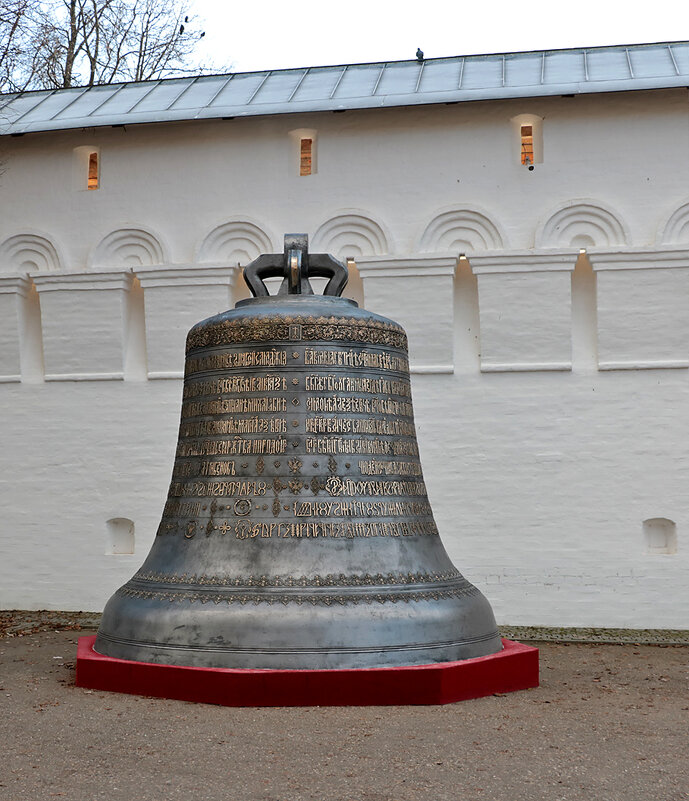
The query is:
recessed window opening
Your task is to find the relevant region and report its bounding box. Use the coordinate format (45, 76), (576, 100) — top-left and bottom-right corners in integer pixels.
(643, 518), (677, 555)
(87, 151), (99, 189)
(73, 145), (100, 191)
(106, 517), (135, 554)
(289, 128), (317, 177)
(300, 138), (313, 176)
(511, 114), (543, 168)
(521, 125), (534, 168)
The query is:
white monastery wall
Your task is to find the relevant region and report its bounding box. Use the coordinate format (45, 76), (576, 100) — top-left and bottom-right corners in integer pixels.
(1, 89), (689, 627)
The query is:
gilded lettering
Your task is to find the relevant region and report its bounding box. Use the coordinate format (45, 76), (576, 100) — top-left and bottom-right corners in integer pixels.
(177, 438), (287, 457)
(303, 349), (408, 372)
(185, 350), (287, 375)
(305, 397), (414, 417)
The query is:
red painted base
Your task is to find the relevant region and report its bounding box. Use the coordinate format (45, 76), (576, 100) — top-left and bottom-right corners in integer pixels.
(76, 637), (538, 706)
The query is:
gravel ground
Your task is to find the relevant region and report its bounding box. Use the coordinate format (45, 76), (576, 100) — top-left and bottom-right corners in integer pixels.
(0, 616), (687, 801)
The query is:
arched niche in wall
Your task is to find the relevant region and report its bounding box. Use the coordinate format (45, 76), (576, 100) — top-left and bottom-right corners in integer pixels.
(106, 517), (135, 555)
(418, 207), (506, 254)
(86, 227), (164, 380)
(0, 232), (62, 273)
(417, 207), (504, 374)
(0, 233), (57, 381)
(643, 518), (677, 555)
(311, 210), (390, 260)
(91, 227), (166, 268)
(658, 201), (689, 245)
(196, 219), (274, 266)
(535, 201), (629, 249)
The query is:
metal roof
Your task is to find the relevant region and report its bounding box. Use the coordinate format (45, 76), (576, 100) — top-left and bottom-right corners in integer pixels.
(2, 41), (689, 136)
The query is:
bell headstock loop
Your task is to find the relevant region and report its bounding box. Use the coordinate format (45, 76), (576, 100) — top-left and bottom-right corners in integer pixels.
(243, 233), (349, 298)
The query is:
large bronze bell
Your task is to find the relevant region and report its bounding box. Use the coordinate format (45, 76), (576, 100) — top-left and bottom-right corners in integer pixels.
(95, 235), (501, 669)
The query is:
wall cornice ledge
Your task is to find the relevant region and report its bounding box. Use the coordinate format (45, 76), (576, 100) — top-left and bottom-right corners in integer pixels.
(481, 361), (572, 373)
(45, 372), (124, 381)
(587, 247), (689, 270)
(136, 264), (238, 288)
(355, 256), (456, 279)
(599, 360), (689, 371)
(148, 371), (184, 380)
(0, 274), (31, 297)
(32, 269), (133, 292)
(469, 250), (577, 274)
(409, 364), (454, 374)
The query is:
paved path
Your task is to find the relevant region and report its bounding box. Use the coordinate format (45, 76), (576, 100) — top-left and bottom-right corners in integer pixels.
(0, 628), (687, 801)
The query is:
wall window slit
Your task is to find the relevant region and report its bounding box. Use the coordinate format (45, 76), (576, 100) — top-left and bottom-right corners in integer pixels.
(289, 128), (317, 176)
(300, 138), (313, 176)
(521, 125), (534, 167)
(87, 151), (99, 189)
(512, 114), (542, 168)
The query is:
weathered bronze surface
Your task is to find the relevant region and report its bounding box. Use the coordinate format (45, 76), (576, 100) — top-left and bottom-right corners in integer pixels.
(95, 235), (501, 668)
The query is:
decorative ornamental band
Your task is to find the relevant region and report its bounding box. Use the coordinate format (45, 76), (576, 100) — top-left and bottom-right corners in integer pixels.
(116, 583), (480, 607)
(132, 569), (463, 588)
(186, 315), (408, 353)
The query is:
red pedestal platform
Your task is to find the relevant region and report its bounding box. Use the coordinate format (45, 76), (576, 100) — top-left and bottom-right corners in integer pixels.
(76, 637), (538, 706)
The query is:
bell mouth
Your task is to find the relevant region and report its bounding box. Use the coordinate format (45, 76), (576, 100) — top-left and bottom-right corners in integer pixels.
(95, 584), (502, 669)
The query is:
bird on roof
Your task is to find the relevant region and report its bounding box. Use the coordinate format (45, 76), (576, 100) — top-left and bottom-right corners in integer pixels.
(416, 48), (424, 62)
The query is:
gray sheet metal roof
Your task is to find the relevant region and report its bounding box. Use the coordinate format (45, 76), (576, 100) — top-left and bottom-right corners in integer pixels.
(2, 40), (689, 136)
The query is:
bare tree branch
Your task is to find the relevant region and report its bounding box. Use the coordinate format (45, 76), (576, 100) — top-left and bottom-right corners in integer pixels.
(0, 0), (229, 93)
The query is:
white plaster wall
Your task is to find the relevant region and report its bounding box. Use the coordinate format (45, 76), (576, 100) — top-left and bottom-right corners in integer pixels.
(596, 266), (689, 369)
(138, 268), (236, 378)
(1, 88), (689, 627)
(0, 279), (27, 381)
(34, 272), (131, 380)
(3, 90), (688, 263)
(476, 270), (572, 371)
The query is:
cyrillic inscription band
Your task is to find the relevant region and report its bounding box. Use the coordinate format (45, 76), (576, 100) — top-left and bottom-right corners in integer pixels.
(177, 439), (287, 457)
(304, 349), (408, 372)
(304, 374), (411, 397)
(183, 376), (287, 399)
(323, 478), (427, 497)
(186, 350), (287, 375)
(159, 519), (438, 539)
(199, 461), (237, 476)
(182, 398), (287, 417)
(358, 460), (422, 476)
(169, 480), (268, 497)
(305, 437), (419, 456)
(232, 520), (438, 539)
(162, 500), (203, 517)
(305, 397), (413, 416)
(292, 500), (433, 517)
(180, 418), (287, 436)
(305, 417), (416, 436)
(167, 477), (427, 498)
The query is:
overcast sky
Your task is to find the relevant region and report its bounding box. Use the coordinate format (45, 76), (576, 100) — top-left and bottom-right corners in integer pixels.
(193, 0), (689, 74)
